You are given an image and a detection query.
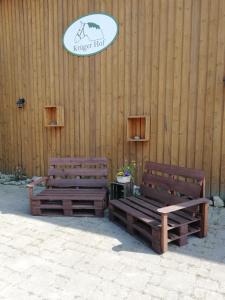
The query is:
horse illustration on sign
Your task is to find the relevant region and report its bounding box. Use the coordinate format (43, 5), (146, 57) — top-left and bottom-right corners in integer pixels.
(63, 13), (119, 56)
(74, 21), (104, 43)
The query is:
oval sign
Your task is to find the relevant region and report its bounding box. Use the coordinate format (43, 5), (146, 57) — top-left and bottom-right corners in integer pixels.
(63, 13), (119, 56)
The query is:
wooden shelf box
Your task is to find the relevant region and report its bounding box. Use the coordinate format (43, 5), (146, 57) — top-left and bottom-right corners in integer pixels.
(127, 115), (149, 141)
(44, 106), (64, 127)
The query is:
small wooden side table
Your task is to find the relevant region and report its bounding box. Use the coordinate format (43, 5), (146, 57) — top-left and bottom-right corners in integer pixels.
(110, 181), (133, 200)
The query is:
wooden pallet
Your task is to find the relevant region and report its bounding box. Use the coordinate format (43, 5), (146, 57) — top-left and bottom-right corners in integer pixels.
(31, 188), (106, 217)
(109, 196), (206, 254)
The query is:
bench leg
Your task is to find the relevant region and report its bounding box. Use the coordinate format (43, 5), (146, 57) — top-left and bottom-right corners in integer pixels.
(161, 214), (168, 253)
(31, 207), (41, 216)
(64, 210), (73, 216)
(94, 200), (104, 217)
(176, 224), (188, 246)
(31, 200), (41, 215)
(109, 204), (115, 221)
(126, 214), (134, 234)
(95, 209), (104, 217)
(152, 228), (163, 254)
(63, 200), (73, 216)
(197, 203), (208, 238)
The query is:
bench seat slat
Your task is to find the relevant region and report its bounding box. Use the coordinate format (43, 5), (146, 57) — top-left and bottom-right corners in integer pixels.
(136, 195), (199, 222)
(120, 197), (177, 228)
(34, 204), (95, 210)
(38, 189), (106, 195)
(122, 197), (199, 227)
(32, 195), (104, 201)
(32, 188), (107, 201)
(39, 189), (106, 194)
(110, 199), (160, 227)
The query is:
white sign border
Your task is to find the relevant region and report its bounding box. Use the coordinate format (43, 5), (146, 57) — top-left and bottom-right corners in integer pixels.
(62, 12), (119, 57)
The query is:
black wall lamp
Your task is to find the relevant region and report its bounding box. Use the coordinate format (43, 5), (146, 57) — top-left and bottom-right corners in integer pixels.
(16, 98), (26, 108)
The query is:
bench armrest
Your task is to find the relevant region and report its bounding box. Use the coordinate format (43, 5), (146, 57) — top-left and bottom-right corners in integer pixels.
(27, 177), (48, 200)
(27, 177), (48, 188)
(157, 198), (209, 214)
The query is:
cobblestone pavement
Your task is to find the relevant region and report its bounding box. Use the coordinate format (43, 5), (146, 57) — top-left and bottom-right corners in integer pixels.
(0, 185), (224, 300)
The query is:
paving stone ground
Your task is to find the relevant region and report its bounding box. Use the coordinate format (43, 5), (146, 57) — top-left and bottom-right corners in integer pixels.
(0, 185), (225, 300)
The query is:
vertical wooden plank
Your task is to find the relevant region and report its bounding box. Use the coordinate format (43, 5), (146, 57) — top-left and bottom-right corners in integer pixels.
(164, 0), (175, 164)
(11, 0), (22, 171)
(57, 0), (65, 159)
(36, 0), (45, 174)
(187, 0), (201, 169)
(211, 0), (225, 195)
(0, 2), (5, 170)
(43, 0), (51, 171)
(31, 0), (40, 174)
(221, 1), (225, 198)
(83, 0), (91, 158)
(40, 0), (49, 172)
(111, 0), (119, 177)
(77, 0), (87, 157)
(171, 0), (183, 166)
(178, 0), (192, 168)
(94, 0), (102, 158)
(194, 0), (209, 171)
(157, 0), (168, 164)
(1, 2), (8, 171)
(89, 0), (96, 157)
(203, 0), (219, 195)
(100, 0), (107, 159)
(117, 0), (125, 171)
(21, 0), (30, 175)
(124, 0), (132, 168)
(53, 0), (61, 158)
(150, 0), (160, 164)
(48, 0), (57, 159)
(105, 0), (113, 178)
(4, 1), (13, 172)
(17, 0), (25, 170)
(129, 0), (138, 176)
(135, 0), (145, 181)
(68, 0), (76, 158)
(73, 0), (80, 157)
(143, 0), (152, 172)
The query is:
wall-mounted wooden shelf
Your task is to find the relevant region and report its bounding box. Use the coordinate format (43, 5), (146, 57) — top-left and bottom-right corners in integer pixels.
(44, 106), (64, 127)
(127, 115), (149, 142)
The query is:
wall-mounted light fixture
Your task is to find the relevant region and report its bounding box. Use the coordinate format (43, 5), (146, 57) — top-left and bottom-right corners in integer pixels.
(16, 98), (26, 109)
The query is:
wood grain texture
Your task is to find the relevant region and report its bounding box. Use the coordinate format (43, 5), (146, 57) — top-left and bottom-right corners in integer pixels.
(0, 0), (225, 197)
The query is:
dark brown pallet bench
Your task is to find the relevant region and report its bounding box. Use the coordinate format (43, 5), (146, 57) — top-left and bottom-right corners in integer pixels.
(109, 162), (209, 254)
(27, 157), (108, 217)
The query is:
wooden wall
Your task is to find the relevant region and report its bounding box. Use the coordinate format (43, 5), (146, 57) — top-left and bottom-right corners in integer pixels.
(0, 0), (225, 197)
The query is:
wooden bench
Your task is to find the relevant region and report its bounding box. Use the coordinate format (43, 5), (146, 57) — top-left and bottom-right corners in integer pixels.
(28, 157), (108, 217)
(109, 162), (209, 254)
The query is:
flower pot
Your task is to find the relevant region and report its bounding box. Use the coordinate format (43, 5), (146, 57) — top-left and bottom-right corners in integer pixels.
(116, 176), (131, 183)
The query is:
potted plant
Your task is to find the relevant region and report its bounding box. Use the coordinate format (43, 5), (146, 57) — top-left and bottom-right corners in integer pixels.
(116, 161), (136, 183)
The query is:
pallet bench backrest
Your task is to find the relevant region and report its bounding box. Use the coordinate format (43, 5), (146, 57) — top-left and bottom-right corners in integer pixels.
(47, 157), (108, 189)
(140, 162), (205, 206)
